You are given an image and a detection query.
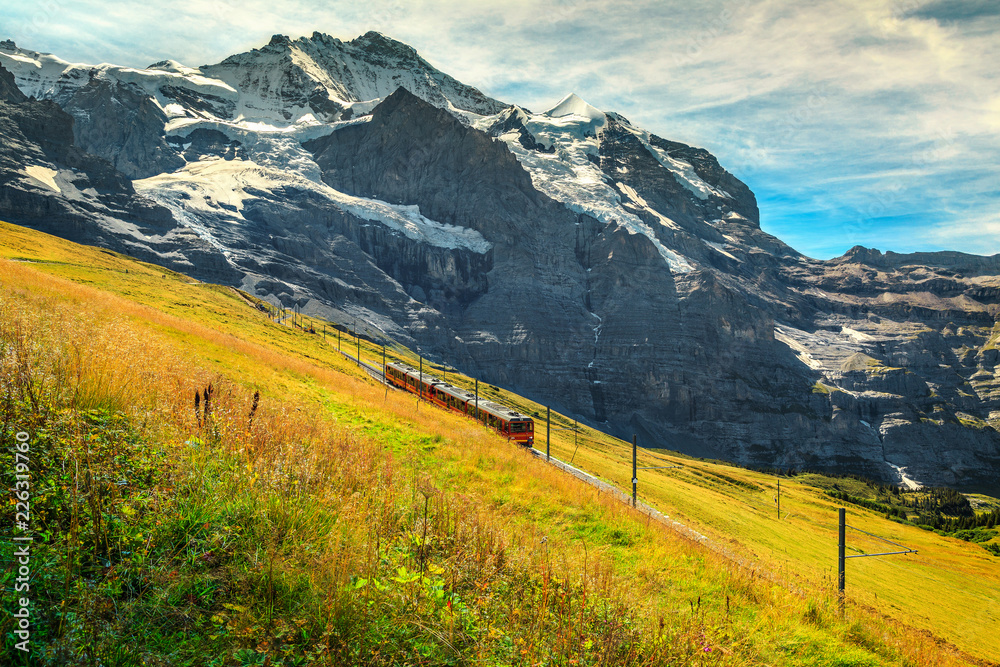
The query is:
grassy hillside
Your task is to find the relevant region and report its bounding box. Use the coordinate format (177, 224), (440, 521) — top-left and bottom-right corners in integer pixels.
(333, 301), (1000, 662)
(0, 220), (995, 666)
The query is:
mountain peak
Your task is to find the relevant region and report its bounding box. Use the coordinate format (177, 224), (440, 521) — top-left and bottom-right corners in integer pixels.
(542, 93), (605, 122)
(350, 31), (419, 58)
(840, 245), (885, 265)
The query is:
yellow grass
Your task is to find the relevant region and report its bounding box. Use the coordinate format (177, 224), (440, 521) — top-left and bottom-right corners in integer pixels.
(1, 219), (995, 665)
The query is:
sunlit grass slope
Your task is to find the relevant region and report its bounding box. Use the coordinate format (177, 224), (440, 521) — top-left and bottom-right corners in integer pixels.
(337, 292), (1000, 662)
(0, 220), (993, 666)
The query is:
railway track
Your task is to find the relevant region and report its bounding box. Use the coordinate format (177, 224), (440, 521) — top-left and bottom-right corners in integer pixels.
(338, 349), (387, 384)
(336, 344), (774, 588)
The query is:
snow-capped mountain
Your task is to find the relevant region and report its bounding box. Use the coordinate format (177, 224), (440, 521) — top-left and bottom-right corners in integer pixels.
(1, 34), (998, 489)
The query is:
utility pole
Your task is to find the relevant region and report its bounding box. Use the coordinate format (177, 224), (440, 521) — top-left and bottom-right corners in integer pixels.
(338, 326), (341, 351)
(357, 328), (361, 366)
(546, 406), (550, 462)
(838, 507), (846, 598)
(419, 356), (423, 400)
(777, 479), (781, 520)
(837, 506), (915, 614)
(474, 378), (479, 421)
(632, 434), (638, 507)
(633, 452), (681, 507)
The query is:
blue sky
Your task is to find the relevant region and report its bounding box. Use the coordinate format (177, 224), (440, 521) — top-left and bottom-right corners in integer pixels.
(3, 0), (998, 259)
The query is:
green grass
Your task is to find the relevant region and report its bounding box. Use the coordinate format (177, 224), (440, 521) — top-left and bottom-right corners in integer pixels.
(983, 322), (1000, 351)
(956, 412), (991, 429)
(1, 221), (996, 666)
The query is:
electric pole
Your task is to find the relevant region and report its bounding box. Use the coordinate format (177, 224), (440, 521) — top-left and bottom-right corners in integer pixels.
(632, 434), (637, 507)
(546, 406), (550, 462)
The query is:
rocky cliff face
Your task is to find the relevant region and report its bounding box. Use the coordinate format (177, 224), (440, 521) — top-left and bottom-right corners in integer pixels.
(1, 35), (997, 490)
(0, 63), (238, 282)
(64, 78), (186, 179)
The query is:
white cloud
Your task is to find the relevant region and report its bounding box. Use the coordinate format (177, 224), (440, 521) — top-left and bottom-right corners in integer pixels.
(924, 215), (1000, 255)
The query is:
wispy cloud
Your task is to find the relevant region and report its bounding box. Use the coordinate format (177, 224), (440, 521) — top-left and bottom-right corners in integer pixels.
(1, 0), (997, 259)
(924, 213), (1000, 255)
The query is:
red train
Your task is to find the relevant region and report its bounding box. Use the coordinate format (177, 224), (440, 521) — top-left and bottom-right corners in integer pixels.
(384, 361), (534, 446)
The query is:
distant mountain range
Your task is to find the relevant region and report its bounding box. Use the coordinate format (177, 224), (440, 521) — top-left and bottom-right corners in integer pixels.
(2, 32), (998, 489)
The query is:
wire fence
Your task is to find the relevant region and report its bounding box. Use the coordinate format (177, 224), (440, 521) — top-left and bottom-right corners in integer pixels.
(260, 296), (998, 641)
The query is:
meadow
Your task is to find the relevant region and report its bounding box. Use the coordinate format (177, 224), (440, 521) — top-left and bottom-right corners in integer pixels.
(0, 220), (996, 666)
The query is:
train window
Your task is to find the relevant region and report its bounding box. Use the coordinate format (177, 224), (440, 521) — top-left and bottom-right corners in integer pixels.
(511, 422), (526, 433)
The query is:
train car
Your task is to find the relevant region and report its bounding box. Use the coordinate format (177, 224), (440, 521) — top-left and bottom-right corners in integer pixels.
(384, 361), (534, 446)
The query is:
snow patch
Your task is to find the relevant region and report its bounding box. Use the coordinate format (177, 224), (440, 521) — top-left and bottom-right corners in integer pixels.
(841, 327), (874, 343)
(24, 165), (60, 192)
(703, 240), (740, 262)
(353, 201), (492, 253)
(0, 47), (237, 110)
(619, 123), (725, 201)
(616, 182), (681, 230)
(135, 158), (491, 254)
(482, 96), (694, 274)
(162, 103), (187, 117)
(773, 324), (825, 370)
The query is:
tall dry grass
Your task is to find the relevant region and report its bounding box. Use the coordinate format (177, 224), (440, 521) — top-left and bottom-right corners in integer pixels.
(0, 256), (987, 666)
